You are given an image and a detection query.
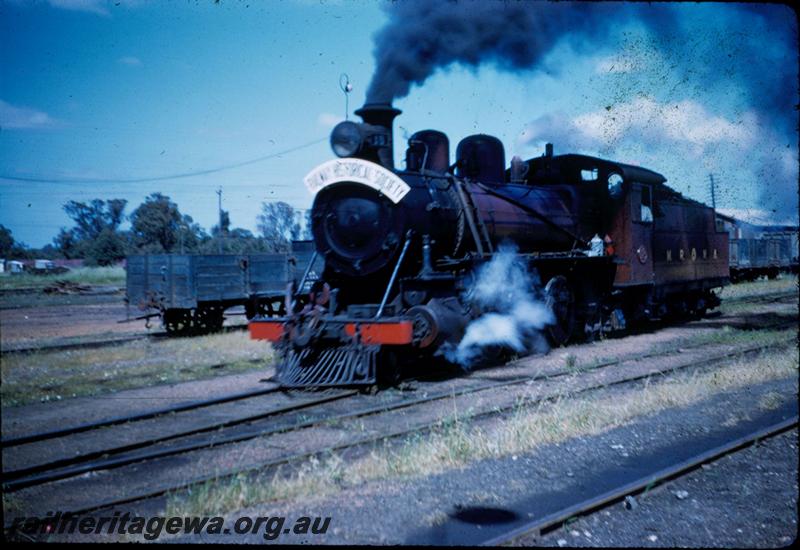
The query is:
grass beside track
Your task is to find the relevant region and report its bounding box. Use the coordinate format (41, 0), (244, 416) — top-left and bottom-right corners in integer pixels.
(0, 266), (126, 291)
(718, 274), (798, 301)
(0, 331), (273, 407)
(167, 343), (797, 517)
(558, 326), (794, 378)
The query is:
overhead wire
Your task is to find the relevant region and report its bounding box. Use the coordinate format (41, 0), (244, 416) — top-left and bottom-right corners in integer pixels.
(0, 136), (328, 185)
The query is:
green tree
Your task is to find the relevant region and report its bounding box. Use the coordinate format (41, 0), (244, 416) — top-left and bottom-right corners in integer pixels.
(85, 228), (127, 266)
(59, 198), (128, 263)
(211, 210), (231, 238)
(63, 199), (127, 241)
(257, 201), (303, 252)
(129, 193), (188, 253)
(175, 214), (207, 253)
(0, 225), (29, 259)
(200, 227), (270, 254)
(53, 228), (84, 259)
(0, 224), (15, 258)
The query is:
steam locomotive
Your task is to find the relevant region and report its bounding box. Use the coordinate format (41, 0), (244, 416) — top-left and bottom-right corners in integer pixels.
(250, 103), (729, 388)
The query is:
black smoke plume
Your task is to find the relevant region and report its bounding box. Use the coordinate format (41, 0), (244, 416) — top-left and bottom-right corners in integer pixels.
(366, 1), (668, 103)
(366, 0), (797, 220)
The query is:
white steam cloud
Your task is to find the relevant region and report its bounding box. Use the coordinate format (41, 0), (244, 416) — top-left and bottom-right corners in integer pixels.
(445, 245), (554, 367)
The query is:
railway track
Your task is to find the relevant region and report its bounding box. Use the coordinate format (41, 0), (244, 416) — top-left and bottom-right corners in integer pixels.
(2, 289), (793, 357)
(482, 415), (799, 546)
(721, 289), (797, 306)
(1, 334), (155, 355)
(5, 312), (793, 481)
(2, 300), (791, 431)
(0, 324), (249, 356)
(1, 382), (290, 448)
(4, 319), (794, 519)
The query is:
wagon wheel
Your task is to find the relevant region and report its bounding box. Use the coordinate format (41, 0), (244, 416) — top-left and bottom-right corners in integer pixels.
(544, 275), (576, 347)
(163, 309), (192, 336)
(208, 308), (225, 331)
(245, 301), (268, 320)
(195, 306), (224, 333)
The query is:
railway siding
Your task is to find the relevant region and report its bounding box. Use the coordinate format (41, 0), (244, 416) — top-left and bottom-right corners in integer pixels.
(518, 428), (798, 547)
(2, 290), (796, 538)
(20, 350), (796, 544)
(3, 291), (793, 438)
(5, 334), (794, 520)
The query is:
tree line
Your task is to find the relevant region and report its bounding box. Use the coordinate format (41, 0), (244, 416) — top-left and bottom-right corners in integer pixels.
(0, 194), (310, 266)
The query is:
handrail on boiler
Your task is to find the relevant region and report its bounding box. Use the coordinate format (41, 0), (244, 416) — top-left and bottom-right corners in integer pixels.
(375, 232), (413, 318)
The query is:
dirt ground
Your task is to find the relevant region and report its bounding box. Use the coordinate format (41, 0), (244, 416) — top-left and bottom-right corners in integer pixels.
(531, 430), (798, 548)
(0, 296), (247, 349)
(0, 277), (793, 350)
(1, 283), (796, 545)
(0, 301), (147, 346)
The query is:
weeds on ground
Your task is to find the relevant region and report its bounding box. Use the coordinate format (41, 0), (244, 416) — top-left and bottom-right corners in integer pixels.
(0, 331), (273, 406)
(758, 391), (785, 411)
(718, 275), (798, 301)
(649, 326), (793, 355)
(167, 348), (797, 516)
(0, 266), (126, 290)
(564, 353), (579, 373)
(721, 295), (798, 316)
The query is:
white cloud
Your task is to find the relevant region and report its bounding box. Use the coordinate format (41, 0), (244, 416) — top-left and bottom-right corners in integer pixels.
(47, 0), (110, 16)
(0, 99), (61, 130)
(118, 56), (142, 66)
(317, 112), (344, 128)
(525, 96), (757, 157)
(10, 0), (147, 16)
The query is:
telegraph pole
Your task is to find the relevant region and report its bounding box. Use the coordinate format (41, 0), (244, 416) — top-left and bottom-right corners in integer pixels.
(216, 187), (223, 253)
(708, 174), (716, 210)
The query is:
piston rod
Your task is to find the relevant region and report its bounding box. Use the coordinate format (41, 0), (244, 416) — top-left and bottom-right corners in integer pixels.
(376, 232), (412, 318)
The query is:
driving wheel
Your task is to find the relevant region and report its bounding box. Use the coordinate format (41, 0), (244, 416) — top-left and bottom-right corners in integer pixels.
(544, 275), (576, 347)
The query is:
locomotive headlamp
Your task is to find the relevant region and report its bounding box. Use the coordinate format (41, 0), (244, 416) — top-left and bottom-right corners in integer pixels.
(331, 121), (363, 158)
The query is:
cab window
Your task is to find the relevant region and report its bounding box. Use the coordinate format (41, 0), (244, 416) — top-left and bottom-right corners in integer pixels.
(607, 173), (624, 198)
(580, 168), (598, 182)
(641, 185), (653, 222)
(631, 183), (653, 223)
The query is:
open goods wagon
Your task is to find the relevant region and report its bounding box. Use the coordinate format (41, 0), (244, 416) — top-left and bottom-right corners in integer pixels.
(126, 240), (321, 334)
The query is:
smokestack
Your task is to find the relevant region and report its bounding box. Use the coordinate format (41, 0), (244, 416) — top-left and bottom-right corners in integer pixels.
(354, 103), (402, 169)
(545, 143), (553, 157)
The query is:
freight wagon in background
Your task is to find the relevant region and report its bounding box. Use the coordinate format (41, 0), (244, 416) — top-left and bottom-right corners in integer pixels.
(125, 240), (322, 335)
(716, 211), (799, 282)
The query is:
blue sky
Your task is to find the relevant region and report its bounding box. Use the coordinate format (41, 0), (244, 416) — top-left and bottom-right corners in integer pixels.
(1, 0), (797, 247)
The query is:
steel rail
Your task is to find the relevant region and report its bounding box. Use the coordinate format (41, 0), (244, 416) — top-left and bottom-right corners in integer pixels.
(481, 415), (799, 546)
(1, 325), (250, 356)
(1, 281), (791, 352)
(2, 390), (357, 490)
(3, 310), (791, 490)
(1, 334), (154, 356)
(1, 288), (789, 357)
(6, 338), (792, 517)
(1, 375), (280, 448)
(722, 290), (797, 305)
(8, 322), (790, 491)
